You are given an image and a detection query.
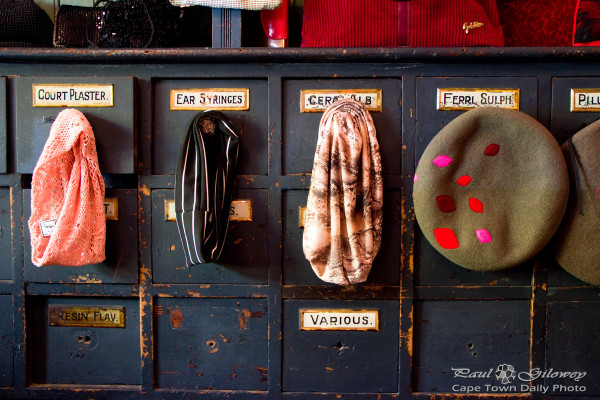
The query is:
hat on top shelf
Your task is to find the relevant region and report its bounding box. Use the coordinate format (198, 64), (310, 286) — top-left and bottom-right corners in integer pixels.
(0, 0), (53, 47)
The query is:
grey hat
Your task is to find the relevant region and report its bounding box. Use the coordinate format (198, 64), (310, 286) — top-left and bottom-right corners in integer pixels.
(413, 107), (569, 271)
(553, 118), (600, 285)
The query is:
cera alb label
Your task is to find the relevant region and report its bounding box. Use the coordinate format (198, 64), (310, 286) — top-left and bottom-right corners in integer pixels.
(300, 89), (382, 112)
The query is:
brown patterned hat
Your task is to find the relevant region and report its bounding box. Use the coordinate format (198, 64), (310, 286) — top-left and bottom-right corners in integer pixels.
(413, 107), (569, 271)
(303, 99), (383, 285)
(553, 119), (600, 285)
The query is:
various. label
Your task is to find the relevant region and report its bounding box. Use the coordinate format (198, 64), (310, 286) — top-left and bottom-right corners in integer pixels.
(300, 89), (382, 112)
(32, 84), (114, 107)
(300, 309), (379, 331)
(170, 88), (250, 111)
(48, 305), (126, 328)
(437, 88), (520, 110)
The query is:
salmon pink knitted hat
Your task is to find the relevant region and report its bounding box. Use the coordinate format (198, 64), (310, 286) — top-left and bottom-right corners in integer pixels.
(29, 108), (106, 267)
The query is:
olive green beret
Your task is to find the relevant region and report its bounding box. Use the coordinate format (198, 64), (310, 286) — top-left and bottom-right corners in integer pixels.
(553, 119), (600, 285)
(413, 107), (569, 271)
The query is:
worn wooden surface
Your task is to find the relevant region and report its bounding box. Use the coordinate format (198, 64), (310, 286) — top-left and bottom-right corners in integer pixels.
(27, 296), (140, 385)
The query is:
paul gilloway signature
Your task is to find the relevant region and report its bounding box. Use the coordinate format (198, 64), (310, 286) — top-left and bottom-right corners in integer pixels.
(452, 367), (586, 382)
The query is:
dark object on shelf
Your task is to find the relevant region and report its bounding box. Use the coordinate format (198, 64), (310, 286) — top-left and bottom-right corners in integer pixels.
(498, 0), (577, 47)
(574, 0), (600, 46)
(54, 5), (102, 48)
(90, 0), (184, 48)
(176, 5), (212, 47)
(55, 1), (211, 48)
(0, 0), (53, 47)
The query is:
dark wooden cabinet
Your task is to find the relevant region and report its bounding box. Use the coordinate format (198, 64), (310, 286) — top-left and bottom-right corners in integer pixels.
(0, 47), (598, 399)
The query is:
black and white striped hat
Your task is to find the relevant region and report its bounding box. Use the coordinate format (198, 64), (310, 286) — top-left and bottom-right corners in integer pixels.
(175, 111), (240, 266)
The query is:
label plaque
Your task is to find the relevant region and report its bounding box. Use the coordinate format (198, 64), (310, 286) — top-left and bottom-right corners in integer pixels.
(570, 89), (600, 112)
(300, 89), (382, 112)
(300, 309), (379, 331)
(230, 200), (252, 221)
(48, 305), (126, 328)
(165, 199), (176, 222)
(165, 199), (252, 222)
(437, 88), (520, 111)
(103, 198), (118, 220)
(299, 206), (307, 227)
(33, 84), (114, 107)
(170, 88), (250, 111)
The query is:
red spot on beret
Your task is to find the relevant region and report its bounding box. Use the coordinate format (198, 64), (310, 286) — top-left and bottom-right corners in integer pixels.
(469, 197), (484, 213)
(437, 195), (456, 213)
(484, 143), (500, 156)
(456, 175), (472, 186)
(434, 228), (460, 249)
